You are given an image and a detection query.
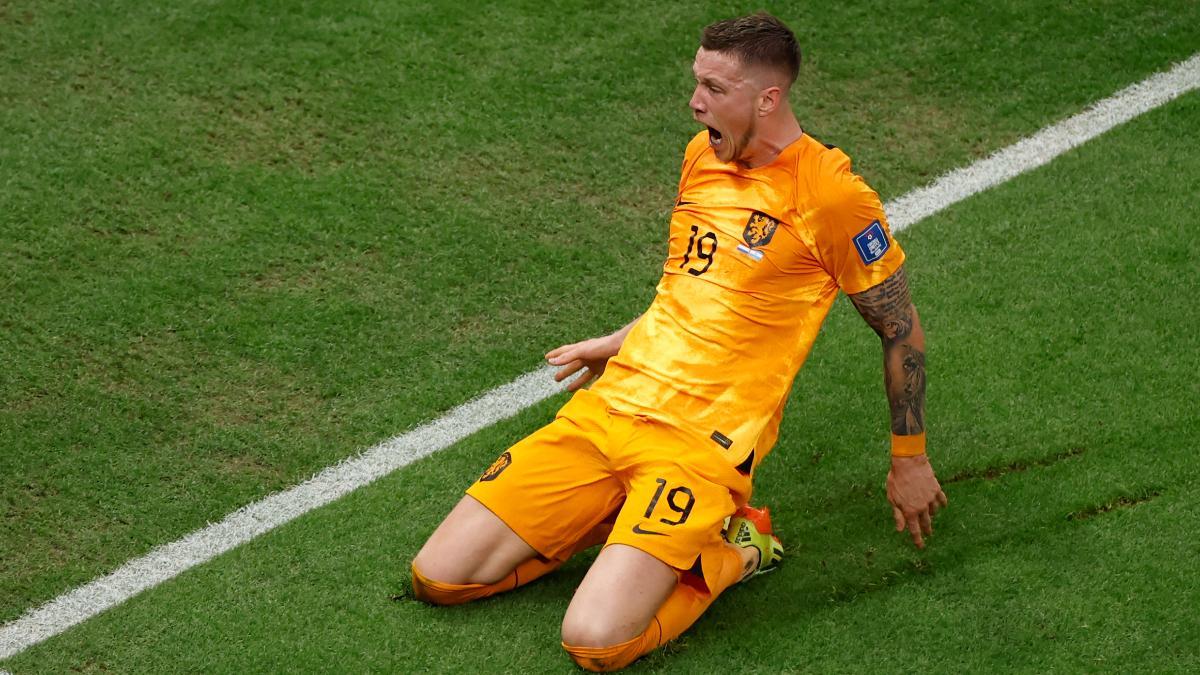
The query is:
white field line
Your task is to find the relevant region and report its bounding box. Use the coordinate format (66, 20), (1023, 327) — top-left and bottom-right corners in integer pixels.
(2, 52), (1199, 664)
(886, 52), (1200, 231)
(0, 369), (563, 661)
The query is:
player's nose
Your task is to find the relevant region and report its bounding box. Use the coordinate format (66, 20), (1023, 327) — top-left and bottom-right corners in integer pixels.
(688, 86), (706, 115)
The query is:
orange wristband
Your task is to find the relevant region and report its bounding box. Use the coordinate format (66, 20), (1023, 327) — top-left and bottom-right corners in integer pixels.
(891, 432), (926, 457)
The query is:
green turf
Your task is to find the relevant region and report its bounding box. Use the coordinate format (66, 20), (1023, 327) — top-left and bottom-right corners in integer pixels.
(3, 0), (1200, 668)
(5, 63), (1198, 675)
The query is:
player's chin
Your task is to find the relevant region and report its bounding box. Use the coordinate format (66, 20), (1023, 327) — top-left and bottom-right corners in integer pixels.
(714, 138), (736, 162)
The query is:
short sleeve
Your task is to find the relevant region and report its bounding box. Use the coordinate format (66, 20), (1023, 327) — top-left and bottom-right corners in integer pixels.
(810, 167), (905, 295)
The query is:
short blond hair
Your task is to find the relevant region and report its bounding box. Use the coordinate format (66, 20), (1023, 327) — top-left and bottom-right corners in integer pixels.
(701, 12), (801, 86)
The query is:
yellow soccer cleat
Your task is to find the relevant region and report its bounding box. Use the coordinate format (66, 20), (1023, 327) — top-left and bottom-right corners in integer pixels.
(724, 505), (784, 579)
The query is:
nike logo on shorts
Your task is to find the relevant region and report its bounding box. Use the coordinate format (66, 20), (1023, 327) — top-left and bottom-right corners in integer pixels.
(632, 524), (667, 536)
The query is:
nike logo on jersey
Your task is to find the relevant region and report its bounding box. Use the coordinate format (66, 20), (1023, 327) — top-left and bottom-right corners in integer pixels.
(632, 524), (667, 536)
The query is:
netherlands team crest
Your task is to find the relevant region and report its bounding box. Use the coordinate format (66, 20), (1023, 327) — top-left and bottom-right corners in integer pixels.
(478, 451), (512, 482)
(742, 211), (780, 248)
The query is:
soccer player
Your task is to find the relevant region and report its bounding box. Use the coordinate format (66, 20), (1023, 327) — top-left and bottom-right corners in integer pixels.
(410, 12), (947, 672)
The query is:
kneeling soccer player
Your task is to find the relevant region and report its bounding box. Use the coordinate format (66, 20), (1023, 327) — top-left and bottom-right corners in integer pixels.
(411, 12), (947, 672)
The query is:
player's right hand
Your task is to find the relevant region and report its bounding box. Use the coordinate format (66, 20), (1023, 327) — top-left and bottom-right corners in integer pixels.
(546, 336), (619, 392)
(886, 454), (948, 549)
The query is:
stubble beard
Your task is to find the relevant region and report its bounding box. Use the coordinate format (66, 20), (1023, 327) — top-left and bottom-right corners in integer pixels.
(732, 114), (757, 165)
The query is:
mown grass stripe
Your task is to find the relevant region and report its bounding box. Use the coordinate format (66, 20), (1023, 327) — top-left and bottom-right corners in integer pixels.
(2, 51), (1198, 663)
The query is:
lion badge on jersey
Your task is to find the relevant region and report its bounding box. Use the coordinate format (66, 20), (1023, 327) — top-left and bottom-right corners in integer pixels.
(738, 211), (780, 262)
(478, 451), (512, 482)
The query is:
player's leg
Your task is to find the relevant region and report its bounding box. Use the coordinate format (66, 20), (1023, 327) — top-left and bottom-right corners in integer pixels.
(559, 420), (778, 671)
(411, 494), (616, 605)
(560, 540), (754, 639)
(413, 495), (537, 585)
(559, 540), (759, 672)
(411, 392), (625, 606)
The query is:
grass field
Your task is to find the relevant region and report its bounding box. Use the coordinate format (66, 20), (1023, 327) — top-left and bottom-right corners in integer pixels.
(3, 0), (1199, 672)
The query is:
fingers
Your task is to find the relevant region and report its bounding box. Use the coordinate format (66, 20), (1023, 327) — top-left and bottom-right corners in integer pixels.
(925, 490), (948, 517)
(918, 509), (932, 536)
(551, 359), (596, 392)
(565, 370), (595, 392)
(552, 360), (584, 382)
(906, 514), (925, 549)
(545, 344), (581, 365)
(901, 498), (945, 549)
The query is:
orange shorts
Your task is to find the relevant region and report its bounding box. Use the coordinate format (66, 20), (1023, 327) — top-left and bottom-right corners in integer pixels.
(466, 388), (754, 577)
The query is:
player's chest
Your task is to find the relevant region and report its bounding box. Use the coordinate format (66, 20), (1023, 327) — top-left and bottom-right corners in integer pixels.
(667, 178), (817, 289)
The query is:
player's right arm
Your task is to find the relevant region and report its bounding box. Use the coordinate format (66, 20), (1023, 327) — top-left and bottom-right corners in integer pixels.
(546, 316), (641, 391)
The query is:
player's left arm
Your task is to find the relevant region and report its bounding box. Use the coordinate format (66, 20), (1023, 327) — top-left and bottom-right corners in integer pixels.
(848, 265), (948, 549)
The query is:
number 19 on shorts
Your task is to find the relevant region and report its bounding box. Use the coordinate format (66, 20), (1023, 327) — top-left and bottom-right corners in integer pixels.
(644, 478), (695, 526)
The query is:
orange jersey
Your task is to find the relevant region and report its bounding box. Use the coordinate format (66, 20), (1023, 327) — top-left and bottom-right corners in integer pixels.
(589, 130), (904, 466)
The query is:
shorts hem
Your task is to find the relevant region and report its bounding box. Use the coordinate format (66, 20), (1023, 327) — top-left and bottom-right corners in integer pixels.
(601, 535), (700, 574)
(463, 491), (561, 562)
(601, 540), (688, 575)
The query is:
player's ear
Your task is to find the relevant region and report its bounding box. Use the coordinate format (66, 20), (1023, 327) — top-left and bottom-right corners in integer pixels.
(757, 85), (782, 116)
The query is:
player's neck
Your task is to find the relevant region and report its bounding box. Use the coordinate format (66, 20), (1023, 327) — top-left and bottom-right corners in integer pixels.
(738, 111), (803, 170)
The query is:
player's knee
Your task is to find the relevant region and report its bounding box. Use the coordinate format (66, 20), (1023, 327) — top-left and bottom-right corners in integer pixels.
(411, 546), (460, 584)
(410, 561), (471, 606)
(560, 611), (641, 650)
(409, 562), (445, 605)
(560, 627), (644, 673)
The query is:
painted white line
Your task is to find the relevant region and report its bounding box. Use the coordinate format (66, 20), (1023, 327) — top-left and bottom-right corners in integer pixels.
(887, 52), (1200, 231)
(0, 369), (562, 661)
(2, 52), (1198, 663)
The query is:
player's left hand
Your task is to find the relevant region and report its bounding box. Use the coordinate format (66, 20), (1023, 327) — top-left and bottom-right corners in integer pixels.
(546, 335), (620, 392)
(886, 454), (947, 549)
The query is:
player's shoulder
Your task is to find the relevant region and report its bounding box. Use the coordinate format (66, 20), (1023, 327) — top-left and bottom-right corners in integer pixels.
(794, 134), (874, 210)
(794, 135), (854, 190)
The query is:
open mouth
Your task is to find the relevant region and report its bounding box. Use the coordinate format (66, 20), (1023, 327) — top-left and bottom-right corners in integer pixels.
(707, 126), (723, 146)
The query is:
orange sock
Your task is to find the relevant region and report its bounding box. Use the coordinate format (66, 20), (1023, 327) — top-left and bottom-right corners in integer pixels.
(412, 521), (613, 606)
(563, 543), (746, 672)
(411, 556), (544, 605)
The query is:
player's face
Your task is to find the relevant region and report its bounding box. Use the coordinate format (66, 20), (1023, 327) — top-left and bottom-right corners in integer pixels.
(689, 48), (759, 164)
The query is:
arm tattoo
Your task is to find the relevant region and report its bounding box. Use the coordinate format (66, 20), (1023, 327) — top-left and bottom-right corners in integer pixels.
(850, 266), (927, 435)
(848, 267), (913, 343)
(891, 344), (926, 432)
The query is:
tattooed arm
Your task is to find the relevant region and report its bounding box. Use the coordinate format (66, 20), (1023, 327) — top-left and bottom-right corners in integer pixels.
(848, 266), (926, 434)
(849, 265), (947, 548)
